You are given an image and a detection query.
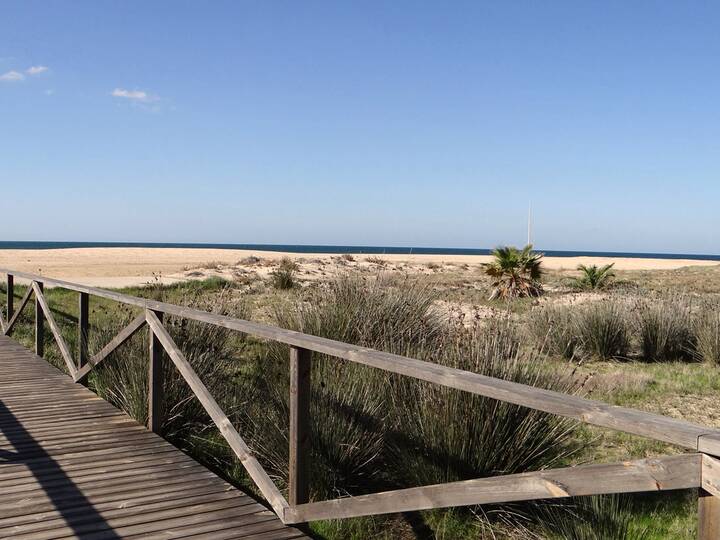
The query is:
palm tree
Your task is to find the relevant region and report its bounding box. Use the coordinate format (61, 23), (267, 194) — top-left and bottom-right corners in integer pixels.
(484, 245), (544, 299)
(572, 263), (616, 290)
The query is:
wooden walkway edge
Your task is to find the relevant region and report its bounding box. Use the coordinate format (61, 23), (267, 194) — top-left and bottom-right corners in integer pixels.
(0, 335), (307, 540)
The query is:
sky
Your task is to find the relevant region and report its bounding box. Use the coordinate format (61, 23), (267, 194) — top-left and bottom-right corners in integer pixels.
(1, 1), (719, 254)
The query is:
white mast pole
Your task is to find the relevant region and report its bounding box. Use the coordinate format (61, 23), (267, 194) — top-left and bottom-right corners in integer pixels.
(527, 202), (532, 246)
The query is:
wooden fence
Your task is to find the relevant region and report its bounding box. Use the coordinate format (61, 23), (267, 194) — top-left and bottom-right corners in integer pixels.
(0, 268), (719, 537)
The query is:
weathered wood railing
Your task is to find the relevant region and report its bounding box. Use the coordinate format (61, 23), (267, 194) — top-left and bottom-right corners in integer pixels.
(1, 268), (719, 537)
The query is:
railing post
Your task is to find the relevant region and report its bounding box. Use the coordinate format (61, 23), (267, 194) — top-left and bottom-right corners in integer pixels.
(148, 310), (164, 434)
(78, 292), (89, 386)
(699, 488), (720, 539)
(34, 281), (44, 357)
(289, 346), (312, 508)
(6, 274), (13, 321)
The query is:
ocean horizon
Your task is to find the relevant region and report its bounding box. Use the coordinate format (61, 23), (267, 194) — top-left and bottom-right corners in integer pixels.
(0, 241), (718, 261)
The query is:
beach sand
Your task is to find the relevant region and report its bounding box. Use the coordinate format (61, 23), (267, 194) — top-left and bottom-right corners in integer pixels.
(0, 247), (717, 288)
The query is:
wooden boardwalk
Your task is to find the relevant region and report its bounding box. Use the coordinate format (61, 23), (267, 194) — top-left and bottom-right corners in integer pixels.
(0, 335), (306, 540)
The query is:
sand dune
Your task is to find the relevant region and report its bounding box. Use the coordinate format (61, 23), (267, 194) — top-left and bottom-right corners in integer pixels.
(0, 247), (716, 288)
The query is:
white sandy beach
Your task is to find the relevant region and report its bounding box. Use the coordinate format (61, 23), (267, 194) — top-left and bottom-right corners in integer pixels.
(0, 247), (717, 288)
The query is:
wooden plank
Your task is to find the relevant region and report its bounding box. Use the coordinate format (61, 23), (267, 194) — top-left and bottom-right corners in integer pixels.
(6, 273), (13, 321)
(699, 434), (720, 457)
(74, 314), (146, 384)
(289, 346), (312, 508)
(699, 489), (720, 540)
(0, 453), (194, 491)
(3, 268), (720, 454)
(0, 418), (139, 442)
(148, 310), (164, 433)
(3, 285), (32, 336)
(0, 470), (220, 517)
(0, 489), (244, 536)
(15, 500), (266, 540)
(32, 282), (75, 375)
(284, 454), (702, 523)
(0, 434), (164, 464)
(78, 291), (89, 385)
(145, 310), (290, 518)
(703, 454), (720, 498)
(0, 422), (147, 447)
(0, 481), (233, 529)
(187, 526), (307, 540)
(0, 460), (212, 504)
(0, 446), (178, 481)
(2, 490), (250, 537)
(34, 281), (44, 357)
(124, 514), (285, 540)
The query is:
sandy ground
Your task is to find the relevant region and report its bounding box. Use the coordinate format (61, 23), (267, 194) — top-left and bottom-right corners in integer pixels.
(0, 247), (717, 288)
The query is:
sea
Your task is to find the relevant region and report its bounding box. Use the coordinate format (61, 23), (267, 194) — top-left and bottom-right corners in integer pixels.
(0, 241), (718, 261)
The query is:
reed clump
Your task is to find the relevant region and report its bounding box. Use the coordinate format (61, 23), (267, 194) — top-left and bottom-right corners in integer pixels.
(528, 304), (581, 360)
(635, 293), (696, 361)
(539, 495), (649, 540)
(695, 301), (720, 364)
(574, 299), (631, 360)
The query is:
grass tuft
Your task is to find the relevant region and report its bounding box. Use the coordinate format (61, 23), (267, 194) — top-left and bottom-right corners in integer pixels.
(270, 258), (298, 289)
(696, 302), (720, 364)
(636, 294), (695, 362)
(575, 300), (631, 360)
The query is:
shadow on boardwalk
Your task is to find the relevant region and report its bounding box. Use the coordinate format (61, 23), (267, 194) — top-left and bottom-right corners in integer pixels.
(0, 400), (122, 539)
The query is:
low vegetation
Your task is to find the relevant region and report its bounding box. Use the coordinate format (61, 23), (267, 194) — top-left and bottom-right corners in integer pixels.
(571, 263), (616, 290)
(269, 257), (298, 289)
(528, 304), (581, 360)
(4, 259), (720, 539)
(575, 299), (631, 360)
(635, 294), (695, 362)
(696, 305), (720, 364)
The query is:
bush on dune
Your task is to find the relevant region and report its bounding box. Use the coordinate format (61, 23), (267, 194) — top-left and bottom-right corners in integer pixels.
(695, 302), (720, 364)
(571, 263), (616, 291)
(636, 293), (695, 362)
(528, 304), (582, 360)
(270, 257), (299, 289)
(575, 300), (631, 360)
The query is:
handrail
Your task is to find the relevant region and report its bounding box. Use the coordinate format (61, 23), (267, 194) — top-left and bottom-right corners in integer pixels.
(2, 268), (720, 533)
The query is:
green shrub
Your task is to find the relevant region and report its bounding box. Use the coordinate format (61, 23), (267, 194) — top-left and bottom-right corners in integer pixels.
(575, 300), (630, 360)
(571, 264), (616, 290)
(270, 258), (298, 289)
(696, 305), (720, 364)
(636, 294), (695, 361)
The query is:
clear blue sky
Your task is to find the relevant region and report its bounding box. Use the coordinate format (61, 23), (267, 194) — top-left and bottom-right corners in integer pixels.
(2, 1), (719, 253)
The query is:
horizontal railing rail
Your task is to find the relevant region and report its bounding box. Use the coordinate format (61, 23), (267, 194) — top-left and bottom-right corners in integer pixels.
(1, 268), (719, 535)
